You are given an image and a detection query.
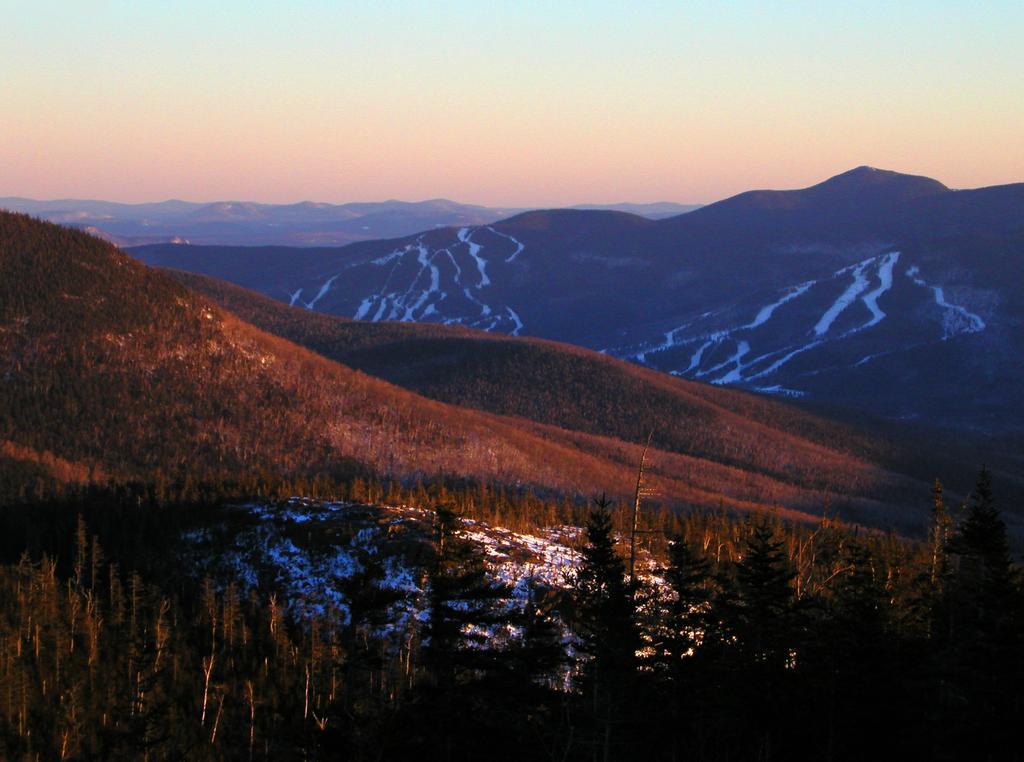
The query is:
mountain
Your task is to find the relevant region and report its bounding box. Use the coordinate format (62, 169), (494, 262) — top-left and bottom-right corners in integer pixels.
(170, 268), (1024, 520)
(0, 197), (527, 247)
(0, 197), (698, 248)
(0, 211), (973, 531)
(570, 201), (701, 218)
(131, 167), (1024, 436)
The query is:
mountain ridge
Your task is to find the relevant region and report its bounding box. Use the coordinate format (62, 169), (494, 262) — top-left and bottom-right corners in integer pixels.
(130, 167), (1024, 437)
(2, 210), (959, 531)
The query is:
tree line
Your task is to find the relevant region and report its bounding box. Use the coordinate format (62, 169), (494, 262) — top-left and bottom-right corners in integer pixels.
(0, 468), (1020, 760)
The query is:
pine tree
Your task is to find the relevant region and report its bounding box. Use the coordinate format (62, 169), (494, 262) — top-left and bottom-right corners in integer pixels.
(714, 520), (801, 762)
(653, 536), (715, 761)
(938, 467), (1023, 761)
(659, 536), (714, 667)
(947, 467), (1014, 605)
(412, 503), (513, 758)
(727, 521), (798, 667)
(570, 496), (639, 762)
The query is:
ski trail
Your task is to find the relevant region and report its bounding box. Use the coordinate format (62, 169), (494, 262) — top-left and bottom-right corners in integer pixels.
(744, 282), (813, 329)
(633, 279), (811, 368)
(858, 252), (900, 330)
(906, 265), (986, 338)
(398, 244), (441, 321)
(487, 226), (526, 263)
(305, 274), (340, 309)
(696, 340), (753, 378)
(814, 258), (873, 336)
(746, 341), (822, 381)
(289, 288), (303, 307)
(506, 307), (524, 336)
(354, 296), (373, 319)
(746, 343), (818, 380)
(464, 287), (491, 317)
(371, 248), (404, 265)
(458, 227), (490, 287)
(708, 340), (750, 384)
(377, 241), (416, 296)
(633, 323), (693, 363)
(443, 248), (463, 283)
(683, 339), (717, 373)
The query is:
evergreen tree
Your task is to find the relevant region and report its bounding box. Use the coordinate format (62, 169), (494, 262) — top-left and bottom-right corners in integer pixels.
(947, 467), (1015, 605)
(714, 520), (802, 762)
(726, 521), (799, 666)
(406, 503), (514, 759)
(652, 536), (716, 761)
(938, 468), (1023, 761)
(570, 496), (639, 762)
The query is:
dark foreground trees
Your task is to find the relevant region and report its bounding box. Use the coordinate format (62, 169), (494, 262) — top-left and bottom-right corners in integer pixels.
(0, 469), (1021, 761)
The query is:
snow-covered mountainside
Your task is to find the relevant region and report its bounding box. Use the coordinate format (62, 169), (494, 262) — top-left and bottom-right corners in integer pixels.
(131, 167), (1024, 434)
(341, 227), (528, 335)
(612, 251), (987, 396)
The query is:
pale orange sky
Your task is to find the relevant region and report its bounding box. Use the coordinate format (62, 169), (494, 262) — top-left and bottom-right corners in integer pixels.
(2, 1), (1022, 206)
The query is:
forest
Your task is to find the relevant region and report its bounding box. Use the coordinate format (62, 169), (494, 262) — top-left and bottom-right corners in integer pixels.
(0, 467), (1019, 762)
(2, 213), (1022, 760)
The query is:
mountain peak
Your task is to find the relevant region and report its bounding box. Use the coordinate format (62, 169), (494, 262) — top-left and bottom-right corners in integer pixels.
(814, 165), (948, 194)
(693, 166), (949, 217)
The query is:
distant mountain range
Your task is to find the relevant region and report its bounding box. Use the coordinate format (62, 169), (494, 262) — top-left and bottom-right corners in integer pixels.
(131, 167), (1024, 438)
(0, 196), (699, 247)
(3, 210), (992, 531)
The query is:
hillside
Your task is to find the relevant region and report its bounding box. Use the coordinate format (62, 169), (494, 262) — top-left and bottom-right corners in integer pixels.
(170, 269), (1020, 523)
(133, 167), (1024, 436)
(0, 211), (960, 530)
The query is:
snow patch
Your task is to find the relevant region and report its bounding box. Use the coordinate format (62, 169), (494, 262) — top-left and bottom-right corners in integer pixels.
(814, 259), (873, 336)
(457, 227), (490, 287)
(487, 226), (526, 263)
(857, 251), (900, 330)
(906, 265), (986, 338)
(305, 274), (340, 309)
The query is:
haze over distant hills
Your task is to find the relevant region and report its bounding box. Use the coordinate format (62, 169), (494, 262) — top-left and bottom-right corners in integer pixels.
(132, 167), (1024, 437)
(0, 196), (699, 247)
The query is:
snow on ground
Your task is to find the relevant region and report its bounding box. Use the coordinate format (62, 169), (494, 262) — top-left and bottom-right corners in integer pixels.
(344, 228), (526, 335)
(745, 281), (814, 330)
(179, 499), (593, 622)
(460, 520), (583, 597)
(702, 339), (750, 385)
(304, 274), (341, 309)
(487, 226), (526, 263)
(615, 250), (979, 395)
(858, 251), (900, 330)
(906, 265), (986, 338)
(506, 306), (524, 336)
(179, 499), (681, 678)
(813, 258), (873, 336)
(457, 227), (490, 287)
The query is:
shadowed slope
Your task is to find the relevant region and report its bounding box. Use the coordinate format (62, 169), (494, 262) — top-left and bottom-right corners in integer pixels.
(167, 268), (994, 531)
(0, 211), (935, 528)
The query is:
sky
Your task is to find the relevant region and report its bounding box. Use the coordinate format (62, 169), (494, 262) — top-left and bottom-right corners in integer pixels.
(2, 1), (1022, 206)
